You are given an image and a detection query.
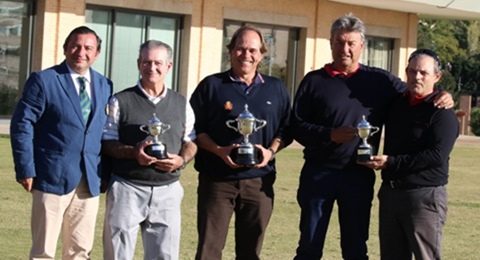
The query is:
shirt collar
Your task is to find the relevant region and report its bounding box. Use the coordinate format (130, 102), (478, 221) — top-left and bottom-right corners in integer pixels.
(405, 89), (439, 106)
(66, 63), (91, 83)
(324, 63), (360, 78)
(228, 69), (264, 85)
(137, 80), (168, 101)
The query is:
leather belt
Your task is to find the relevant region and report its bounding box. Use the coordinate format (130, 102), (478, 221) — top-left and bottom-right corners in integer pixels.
(387, 181), (438, 190)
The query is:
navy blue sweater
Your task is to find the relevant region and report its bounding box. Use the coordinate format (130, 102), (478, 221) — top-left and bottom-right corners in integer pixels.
(382, 91), (459, 186)
(190, 70), (292, 180)
(291, 64), (406, 170)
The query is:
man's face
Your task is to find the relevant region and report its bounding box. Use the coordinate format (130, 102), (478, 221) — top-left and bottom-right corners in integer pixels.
(406, 55), (442, 97)
(330, 30), (364, 71)
(64, 33), (100, 75)
(137, 47), (172, 86)
(229, 29), (264, 77)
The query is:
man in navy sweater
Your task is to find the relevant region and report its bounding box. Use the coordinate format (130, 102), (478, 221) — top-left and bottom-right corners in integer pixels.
(291, 14), (453, 259)
(361, 49), (458, 259)
(190, 24), (292, 260)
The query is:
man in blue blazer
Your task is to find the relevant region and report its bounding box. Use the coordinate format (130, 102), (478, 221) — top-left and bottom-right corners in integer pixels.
(10, 26), (112, 259)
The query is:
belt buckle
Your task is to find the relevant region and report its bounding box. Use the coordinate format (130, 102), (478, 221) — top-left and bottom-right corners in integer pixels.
(390, 181), (396, 189)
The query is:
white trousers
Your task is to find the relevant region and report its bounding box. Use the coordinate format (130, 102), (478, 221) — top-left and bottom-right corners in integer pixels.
(103, 175), (184, 260)
(30, 176), (99, 260)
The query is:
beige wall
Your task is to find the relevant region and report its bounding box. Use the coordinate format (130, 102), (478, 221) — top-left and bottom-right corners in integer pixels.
(32, 0), (419, 96)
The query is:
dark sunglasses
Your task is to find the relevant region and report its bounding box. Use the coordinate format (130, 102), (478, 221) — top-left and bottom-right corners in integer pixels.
(408, 49), (440, 64)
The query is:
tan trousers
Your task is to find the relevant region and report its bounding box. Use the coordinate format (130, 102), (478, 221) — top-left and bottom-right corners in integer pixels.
(30, 176), (99, 260)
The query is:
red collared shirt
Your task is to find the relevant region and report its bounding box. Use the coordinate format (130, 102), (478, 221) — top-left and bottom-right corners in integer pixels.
(324, 63), (360, 78)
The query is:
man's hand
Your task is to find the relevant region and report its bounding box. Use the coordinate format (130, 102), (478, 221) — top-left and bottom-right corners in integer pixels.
(215, 144), (242, 169)
(134, 141), (157, 166)
(152, 154), (184, 172)
(252, 145), (274, 169)
(358, 155), (388, 170)
(434, 91), (454, 109)
(331, 126), (357, 143)
(19, 178), (33, 192)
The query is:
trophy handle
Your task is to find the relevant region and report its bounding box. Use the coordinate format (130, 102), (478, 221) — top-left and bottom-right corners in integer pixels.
(226, 119), (238, 132)
(370, 126), (380, 136)
(160, 123), (171, 135)
(139, 125), (149, 134)
(254, 119), (267, 132)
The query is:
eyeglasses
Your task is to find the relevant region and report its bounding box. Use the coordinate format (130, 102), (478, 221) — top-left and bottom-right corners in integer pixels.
(408, 49), (440, 64)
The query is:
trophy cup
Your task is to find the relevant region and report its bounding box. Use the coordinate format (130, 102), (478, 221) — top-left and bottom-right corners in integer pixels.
(139, 113), (171, 159)
(356, 115), (380, 162)
(226, 104), (267, 165)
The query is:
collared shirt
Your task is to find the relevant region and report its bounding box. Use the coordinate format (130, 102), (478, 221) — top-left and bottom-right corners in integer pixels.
(324, 63), (360, 78)
(228, 70), (265, 95)
(102, 80), (196, 142)
(405, 89), (440, 106)
(66, 65), (92, 98)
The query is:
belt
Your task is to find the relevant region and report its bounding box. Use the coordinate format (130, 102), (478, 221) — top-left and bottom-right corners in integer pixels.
(387, 181), (439, 190)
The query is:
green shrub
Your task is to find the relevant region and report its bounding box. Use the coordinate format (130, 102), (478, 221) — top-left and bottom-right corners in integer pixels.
(470, 108), (480, 136)
(0, 84), (19, 115)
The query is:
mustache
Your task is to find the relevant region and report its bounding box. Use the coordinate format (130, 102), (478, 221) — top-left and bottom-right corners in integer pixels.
(409, 80), (423, 85)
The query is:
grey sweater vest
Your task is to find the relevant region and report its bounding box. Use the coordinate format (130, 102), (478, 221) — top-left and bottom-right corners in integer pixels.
(112, 86), (186, 186)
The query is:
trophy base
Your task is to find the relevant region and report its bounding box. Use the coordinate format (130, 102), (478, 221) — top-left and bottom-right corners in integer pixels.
(357, 147), (374, 162)
(145, 143), (168, 159)
(230, 146), (260, 166)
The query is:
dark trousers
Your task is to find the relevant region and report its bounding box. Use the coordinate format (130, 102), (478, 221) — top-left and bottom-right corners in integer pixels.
(195, 173), (275, 260)
(294, 162), (375, 260)
(378, 184), (447, 260)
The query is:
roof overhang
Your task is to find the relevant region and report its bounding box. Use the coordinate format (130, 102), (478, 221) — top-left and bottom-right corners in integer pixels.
(328, 0), (480, 20)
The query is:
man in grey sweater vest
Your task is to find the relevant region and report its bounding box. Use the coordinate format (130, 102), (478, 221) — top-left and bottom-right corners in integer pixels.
(101, 40), (197, 259)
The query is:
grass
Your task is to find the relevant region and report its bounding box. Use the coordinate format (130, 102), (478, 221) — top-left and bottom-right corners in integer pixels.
(1, 135), (480, 259)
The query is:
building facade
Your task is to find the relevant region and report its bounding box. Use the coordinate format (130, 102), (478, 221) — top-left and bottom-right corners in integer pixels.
(0, 0), (454, 117)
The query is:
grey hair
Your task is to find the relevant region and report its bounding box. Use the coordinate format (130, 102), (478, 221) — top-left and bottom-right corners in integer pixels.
(138, 40), (173, 62)
(330, 13), (366, 41)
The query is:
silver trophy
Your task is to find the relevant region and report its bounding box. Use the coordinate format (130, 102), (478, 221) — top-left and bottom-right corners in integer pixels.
(357, 115), (380, 162)
(226, 104), (267, 165)
(139, 113), (171, 159)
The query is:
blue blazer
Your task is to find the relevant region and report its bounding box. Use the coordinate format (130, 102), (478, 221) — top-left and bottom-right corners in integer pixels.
(10, 61), (113, 196)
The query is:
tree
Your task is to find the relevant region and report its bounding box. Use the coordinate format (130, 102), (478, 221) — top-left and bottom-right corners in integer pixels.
(470, 108), (480, 136)
(417, 19), (480, 106)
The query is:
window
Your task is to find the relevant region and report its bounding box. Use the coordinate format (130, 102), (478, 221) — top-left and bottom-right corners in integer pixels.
(360, 37), (394, 72)
(86, 7), (181, 93)
(222, 21), (300, 101)
(0, 0), (34, 117)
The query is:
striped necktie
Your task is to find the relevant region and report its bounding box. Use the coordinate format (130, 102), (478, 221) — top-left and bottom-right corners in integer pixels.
(78, 76), (91, 124)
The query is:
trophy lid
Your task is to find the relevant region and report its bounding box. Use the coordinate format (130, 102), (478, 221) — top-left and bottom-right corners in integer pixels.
(238, 104), (254, 120)
(357, 115), (370, 128)
(150, 113), (161, 124)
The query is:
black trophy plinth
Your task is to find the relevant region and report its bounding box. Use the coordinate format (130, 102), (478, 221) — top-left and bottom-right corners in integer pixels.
(230, 145), (260, 166)
(357, 144), (373, 163)
(145, 143), (168, 159)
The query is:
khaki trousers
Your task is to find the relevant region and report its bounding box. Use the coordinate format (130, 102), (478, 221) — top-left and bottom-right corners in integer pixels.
(30, 176), (99, 260)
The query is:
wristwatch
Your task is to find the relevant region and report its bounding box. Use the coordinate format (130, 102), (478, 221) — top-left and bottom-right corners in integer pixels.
(267, 147), (275, 161)
(180, 156), (187, 170)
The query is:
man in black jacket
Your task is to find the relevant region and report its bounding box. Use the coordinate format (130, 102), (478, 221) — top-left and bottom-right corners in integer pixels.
(361, 49), (459, 259)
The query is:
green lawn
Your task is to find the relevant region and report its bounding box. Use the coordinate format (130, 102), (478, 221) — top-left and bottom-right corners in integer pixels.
(1, 135), (479, 259)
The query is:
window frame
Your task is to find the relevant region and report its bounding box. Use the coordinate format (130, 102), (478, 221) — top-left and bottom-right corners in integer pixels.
(86, 5), (183, 93)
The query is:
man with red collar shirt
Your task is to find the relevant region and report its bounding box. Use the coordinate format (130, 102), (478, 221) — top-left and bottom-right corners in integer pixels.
(361, 49), (458, 259)
(290, 14), (454, 259)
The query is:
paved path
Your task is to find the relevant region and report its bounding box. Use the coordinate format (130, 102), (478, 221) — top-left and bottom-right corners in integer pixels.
(0, 119), (9, 135)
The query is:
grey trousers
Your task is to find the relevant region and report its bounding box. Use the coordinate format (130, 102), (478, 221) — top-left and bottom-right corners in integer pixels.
(378, 183), (447, 260)
(103, 175), (184, 260)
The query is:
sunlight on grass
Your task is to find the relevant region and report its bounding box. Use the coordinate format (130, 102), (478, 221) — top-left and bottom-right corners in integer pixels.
(1, 136), (480, 259)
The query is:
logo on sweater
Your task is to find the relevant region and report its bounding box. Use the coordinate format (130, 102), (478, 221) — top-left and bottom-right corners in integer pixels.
(224, 101), (233, 111)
